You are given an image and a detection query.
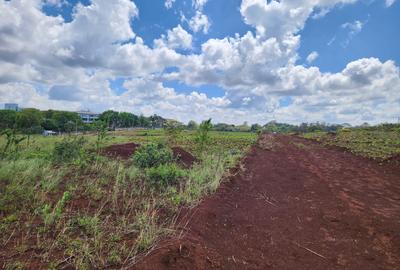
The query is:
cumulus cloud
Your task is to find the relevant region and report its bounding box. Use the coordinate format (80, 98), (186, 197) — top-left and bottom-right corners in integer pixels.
(192, 0), (208, 10)
(188, 11), (211, 34)
(240, 0), (356, 39)
(0, 0), (399, 125)
(154, 25), (192, 50)
(306, 51), (319, 64)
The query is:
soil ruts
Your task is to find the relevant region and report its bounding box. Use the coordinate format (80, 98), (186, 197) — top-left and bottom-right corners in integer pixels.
(134, 134), (400, 270)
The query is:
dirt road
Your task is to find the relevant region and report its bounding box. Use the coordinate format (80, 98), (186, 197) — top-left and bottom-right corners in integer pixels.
(134, 134), (400, 270)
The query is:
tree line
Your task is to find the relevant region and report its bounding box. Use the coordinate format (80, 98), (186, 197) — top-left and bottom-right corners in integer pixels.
(0, 108), (168, 134)
(2, 107), (391, 135)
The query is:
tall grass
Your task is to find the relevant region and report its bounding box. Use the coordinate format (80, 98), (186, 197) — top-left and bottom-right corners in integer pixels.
(0, 130), (255, 269)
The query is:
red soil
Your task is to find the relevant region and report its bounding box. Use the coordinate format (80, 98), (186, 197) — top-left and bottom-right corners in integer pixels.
(133, 134), (400, 270)
(101, 143), (197, 168)
(102, 142), (140, 159)
(171, 147), (198, 169)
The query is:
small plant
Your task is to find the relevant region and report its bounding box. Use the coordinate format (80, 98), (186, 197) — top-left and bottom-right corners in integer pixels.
(163, 120), (183, 146)
(52, 136), (86, 163)
(94, 121), (108, 155)
(146, 163), (185, 187)
(0, 129), (26, 159)
(195, 118), (213, 153)
(5, 261), (26, 270)
(39, 191), (72, 227)
(133, 143), (173, 168)
(75, 215), (100, 236)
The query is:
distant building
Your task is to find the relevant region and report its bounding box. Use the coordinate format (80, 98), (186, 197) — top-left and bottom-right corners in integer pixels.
(77, 110), (100, 124)
(4, 103), (19, 111)
(43, 130), (57, 136)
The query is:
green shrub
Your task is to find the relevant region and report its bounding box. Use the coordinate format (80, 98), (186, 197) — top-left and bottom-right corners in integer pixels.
(52, 136), (86, 163)
(133, 143), (173, 168)
(146, 163), (185, 187)
(75, 215), (100, 236)
(195, 119), (212, 153)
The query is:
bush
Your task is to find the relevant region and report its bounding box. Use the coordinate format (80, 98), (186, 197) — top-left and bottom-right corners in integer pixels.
(133, 143), (173, 168)
(146, 163), (185, 187)
(52, 136), (86, 163)
(195, 119), (212, 153)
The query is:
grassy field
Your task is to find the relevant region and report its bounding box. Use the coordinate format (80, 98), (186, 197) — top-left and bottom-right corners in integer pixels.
(0, 129), (256, 269)
(303, 128), (400, 159)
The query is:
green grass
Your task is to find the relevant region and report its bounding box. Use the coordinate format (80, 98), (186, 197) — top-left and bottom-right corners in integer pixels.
(0, 129), (256, 269)
(302, 129), (400, 159)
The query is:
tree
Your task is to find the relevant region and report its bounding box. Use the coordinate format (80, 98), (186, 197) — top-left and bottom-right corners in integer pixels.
(138, 114), (151, 128)
(41, 118), (57, 131)
(163, 120), (184, 146)
(0, 110), (17, 131)
(99, 110), (119, 130)
(16, 108), (43, 145)
(250, 123), (262, 133)
(51, 111), (82, 132)
(118, 112), (138, 128)
(237, 121), (251, 132)
(187, 120), (198, 130)
(16, 108), (43, 134)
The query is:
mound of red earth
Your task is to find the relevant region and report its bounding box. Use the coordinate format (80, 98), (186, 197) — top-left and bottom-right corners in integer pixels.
(101, 143), (140, 159)
(171, 147), (198, 168)
(101, 143), (197, 168)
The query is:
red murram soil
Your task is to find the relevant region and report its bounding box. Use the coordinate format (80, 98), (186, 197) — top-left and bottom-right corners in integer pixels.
(133, 134), (400, 270)
(102, 143), (197, 168)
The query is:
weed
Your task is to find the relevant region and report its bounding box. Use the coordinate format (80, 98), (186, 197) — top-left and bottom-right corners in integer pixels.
(163, 120), (184, 146)
(146, 163), (185, 187)
(293, 142), (307, 149)
(133, 143), (173, 168)
(75, 215), (100, 236)
(4, 261), (26, 270)
(39, 191), (72, 227)
(52, 136), (86, 163)
(0, 129), (26, 159)
(134, 204), (163, 252)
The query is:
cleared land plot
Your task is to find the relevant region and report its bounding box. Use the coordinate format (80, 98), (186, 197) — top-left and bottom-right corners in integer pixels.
(135, 134), (400, 270)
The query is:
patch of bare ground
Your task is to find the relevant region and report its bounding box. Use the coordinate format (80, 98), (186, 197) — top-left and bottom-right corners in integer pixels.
(102, 143), (197, 168)
(133, 134), (400, 270)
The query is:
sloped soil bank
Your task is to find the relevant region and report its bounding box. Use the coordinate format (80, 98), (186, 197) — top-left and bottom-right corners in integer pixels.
(102, 143), (140, 159)
(133, 134), (400, 270)
(101, 143), (197, 168)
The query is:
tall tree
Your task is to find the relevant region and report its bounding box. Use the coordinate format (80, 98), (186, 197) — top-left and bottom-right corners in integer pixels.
(0, 110), (17, 131)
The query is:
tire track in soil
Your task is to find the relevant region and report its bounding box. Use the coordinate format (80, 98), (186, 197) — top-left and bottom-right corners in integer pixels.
(133, 134), (400, 270)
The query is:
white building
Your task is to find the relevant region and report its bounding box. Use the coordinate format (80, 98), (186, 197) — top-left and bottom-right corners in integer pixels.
(4, 103), (19, 111)
(77, 110), (100, 124)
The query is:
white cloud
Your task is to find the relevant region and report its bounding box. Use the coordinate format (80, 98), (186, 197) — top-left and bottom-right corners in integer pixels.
(154, 25), (192, 50)
(385, 0), (396, 7)
(341, 19), (365, 47)
(165, 0), (176, 9)
(193, 0), (208, 10)
(306, 51), (319, 64)
(0, 0), (399, 125)
(189, 11), (211, 34)
(240, 0), (357, 39)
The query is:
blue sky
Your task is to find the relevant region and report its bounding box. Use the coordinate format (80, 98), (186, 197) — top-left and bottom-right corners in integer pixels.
(0, 0), (399, 124)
